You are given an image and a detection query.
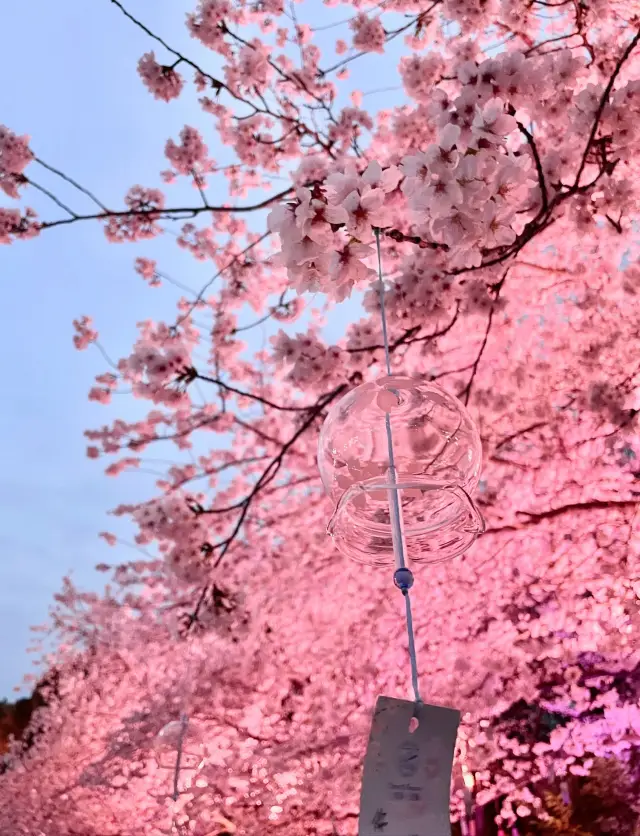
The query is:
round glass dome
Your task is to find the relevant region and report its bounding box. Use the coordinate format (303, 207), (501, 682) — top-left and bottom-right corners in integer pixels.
(317, 375), (484, 565)
(155, 718), (207, 771)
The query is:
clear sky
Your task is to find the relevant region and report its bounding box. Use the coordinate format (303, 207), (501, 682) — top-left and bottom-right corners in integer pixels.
(0, 0), (407, 698)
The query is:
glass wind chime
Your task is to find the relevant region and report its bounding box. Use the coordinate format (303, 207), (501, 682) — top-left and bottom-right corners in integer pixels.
(317, 230), (485, 836)
(151, 648), (209, 836)
(155, 715), (206, 802)
(152, 230), (485, 833)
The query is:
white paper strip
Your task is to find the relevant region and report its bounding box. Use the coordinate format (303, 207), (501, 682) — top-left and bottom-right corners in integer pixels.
(359, 696), (461, 836)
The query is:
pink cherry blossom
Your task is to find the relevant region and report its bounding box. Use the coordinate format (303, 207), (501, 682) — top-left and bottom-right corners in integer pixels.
(481, 201), (517, 248)
(422, 124), (462, 173)
(341, 187), (389, 238)
(105, 186), (165, 242)
(411, 170), (464, 218)
(400, 53), (445, 103)
(472, 98), (518, 147)
(164, 126), (213, 180)
(350, 13), (386, 54)
(0, 206), (39, 243)
(72, 315), (98, 350)
(134, 257), (161, 286)
(137, 52), (185, 102)
(294, 186), (348, 244)
(3, 3), (640, 833)
(0, 125), (33, 197)
(324, 164), (363, 204)
(361, 160), (402, 193)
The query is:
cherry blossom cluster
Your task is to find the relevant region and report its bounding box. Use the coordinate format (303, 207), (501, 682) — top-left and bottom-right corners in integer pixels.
(586, 380), (630, 424)
(104, 185), (166, 243)
(3, 0), (640, 832)
(72, 315), (98, 350)
(134, 256), (160, 286)
(0, 206), (39, 244)
(364, 250), (453, 325)
(267, 161), (400, 299)
(187, 0), (240, 53)
(126, 493), (215, 584)
(350, 13), (386, 54)
(162, 125), (215, 185)
(400, 53), (446, 103)
(0, 124), (33, 198)
(270, 328), (343, 390)
(268, 93), (537, 297)
(137, 52), (185, 102)
(89, 372), (119, 405)
(225, 40), (273, 92)
(117, 323), (196, 405)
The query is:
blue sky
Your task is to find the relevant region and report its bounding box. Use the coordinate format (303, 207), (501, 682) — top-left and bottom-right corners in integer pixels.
(0, 0), (412, 697)
(1, 0), (201, 697)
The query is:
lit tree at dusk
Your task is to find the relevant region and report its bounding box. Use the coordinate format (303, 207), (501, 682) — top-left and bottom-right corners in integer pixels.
(1, 0), (640, 833)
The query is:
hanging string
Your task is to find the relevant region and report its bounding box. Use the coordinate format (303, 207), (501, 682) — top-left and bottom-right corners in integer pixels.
(172, 712), (189, 801)
(374, 228), (422, 705)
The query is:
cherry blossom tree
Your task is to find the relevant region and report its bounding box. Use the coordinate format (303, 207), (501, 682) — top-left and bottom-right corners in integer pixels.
(1, 0), (640, 833)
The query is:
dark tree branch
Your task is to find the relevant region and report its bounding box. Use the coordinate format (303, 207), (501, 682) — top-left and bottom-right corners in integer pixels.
(517, 121), (548, 213)
(174, 233), (271, 330)
(109, 0), (235, 101)
(346, 304), (460, 354)
(572, 28), (640, 189)
(24, 177), (78, 218)
(34, 157), (110, 211)
(459, 279), (503, 407)
(38, 187), (294, 231)
(188, 370), (318, 413)
(115, 0), (338, 152)
(485, 499), (639, 533)
(231, 291), (289, 334)
(517, 498), (639, 524)
(494, 421), (548, 452)
(318, 4), (440, 76)
(186, 384), (347, 627)
(233, 416), (283, 447)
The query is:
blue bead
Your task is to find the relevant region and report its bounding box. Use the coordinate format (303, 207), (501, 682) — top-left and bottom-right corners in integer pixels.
(393, 567), (414, 591)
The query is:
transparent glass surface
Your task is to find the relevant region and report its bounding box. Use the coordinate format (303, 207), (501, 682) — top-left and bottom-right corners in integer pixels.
(155, 719), (207, 771)
(318, 375), (485, 565)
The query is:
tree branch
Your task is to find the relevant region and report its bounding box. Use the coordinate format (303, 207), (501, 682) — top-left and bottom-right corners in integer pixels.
(572, 28), (640, 189)
(459, 301), (498, 406)
(186, 384), (347, 627)
(346, 303), (459, 354)
(38, 187), (294, 231)
(34, 156), (110, 211)
(485, 499), (639, 533)
(517, 121), (548, 213)
(494, 421), (548, 452)
(188, 370), (318, 413)
(109, 0), (236, 101)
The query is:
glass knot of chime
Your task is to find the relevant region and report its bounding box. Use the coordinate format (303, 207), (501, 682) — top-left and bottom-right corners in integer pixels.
(318, 374), (485, 566)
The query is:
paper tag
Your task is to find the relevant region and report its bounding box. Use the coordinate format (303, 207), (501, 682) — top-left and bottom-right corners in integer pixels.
(359, 696), (460, 836)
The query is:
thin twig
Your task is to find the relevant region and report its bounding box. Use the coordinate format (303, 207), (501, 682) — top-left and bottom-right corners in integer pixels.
(573, 28), (640, 189)
(39, 187), (294, 231)
(460, 304), (498, 407)
(192, 371), (316, 413)
(25, 178), (77, 217)
(517, 122), (548, 212)
(34, 157), (110, 211)
(186, 384), (347, 626)
(174, 233), (271, 330)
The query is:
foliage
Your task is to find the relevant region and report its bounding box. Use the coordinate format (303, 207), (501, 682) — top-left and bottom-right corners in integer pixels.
(1, 0), (640, 833)
(528, 793), (588, 836)
(525, 757), (640, 836)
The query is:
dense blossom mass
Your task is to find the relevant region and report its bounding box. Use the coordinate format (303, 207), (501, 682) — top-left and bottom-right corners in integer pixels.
(1, 0), (640, 833)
